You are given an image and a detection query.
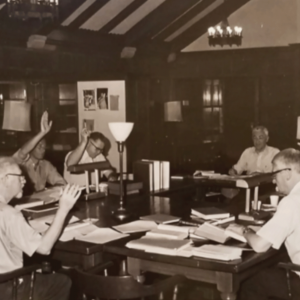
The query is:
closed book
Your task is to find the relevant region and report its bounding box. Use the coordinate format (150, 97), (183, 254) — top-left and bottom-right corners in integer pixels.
(191, 207), (230, 220)
(140, 214), (180, 224)
(141, 160), (161, 191)
(238, 211), (271, 222)
(108, 180), (143, 192)
(145, 228), (188, 240)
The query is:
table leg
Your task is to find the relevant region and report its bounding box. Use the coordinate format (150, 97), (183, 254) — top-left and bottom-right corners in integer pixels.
(216, 272), (239, 300)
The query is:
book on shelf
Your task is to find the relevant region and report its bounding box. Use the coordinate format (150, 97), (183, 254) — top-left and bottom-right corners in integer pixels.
(192, 244), (243, 261)
(140, 214), (180, 224)
(193, 223), (230, 244)
(191, 207), (230, 220)
(133, 160), (153, 192)
(126, 237), (191, 256)
(224, 223), (247, 243)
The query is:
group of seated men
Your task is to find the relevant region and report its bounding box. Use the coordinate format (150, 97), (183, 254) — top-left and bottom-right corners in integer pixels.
(0, 111), (300, 300)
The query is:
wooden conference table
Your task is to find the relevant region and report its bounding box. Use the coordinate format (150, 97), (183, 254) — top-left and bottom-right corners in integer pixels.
(37, 178), (283, 300)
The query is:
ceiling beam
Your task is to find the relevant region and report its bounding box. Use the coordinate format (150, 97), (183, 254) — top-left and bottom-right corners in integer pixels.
(171, 0), (251, 52)
(124, 0), (203, 46)
(99, 0), (147, 34)
(67, 0), (110, 29)
(152, 0), (213, 42)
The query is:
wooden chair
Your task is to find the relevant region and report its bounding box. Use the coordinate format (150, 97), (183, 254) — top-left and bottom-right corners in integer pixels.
(0, 264), (40, 300)
(277, 262), (300, 299)
(75, 261), (187, 300)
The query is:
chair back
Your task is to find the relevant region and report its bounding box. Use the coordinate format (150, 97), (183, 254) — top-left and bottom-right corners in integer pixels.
(76, 267), (186, 299)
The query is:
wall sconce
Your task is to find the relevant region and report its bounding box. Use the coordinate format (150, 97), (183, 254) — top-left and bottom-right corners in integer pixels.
(164, 101), (182, 122)
(208, 19), (242, 47)
(296, 117), (300, 145)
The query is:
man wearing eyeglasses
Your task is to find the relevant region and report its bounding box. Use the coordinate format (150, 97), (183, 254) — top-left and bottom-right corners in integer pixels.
(64, 128), (117, 186)
(0, 156), (81, 300)
(13, 111), (66, 194)
(240, 148), (300, 300)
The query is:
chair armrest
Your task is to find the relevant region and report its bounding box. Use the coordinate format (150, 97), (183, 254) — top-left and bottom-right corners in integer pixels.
(0, 264), (41, 283)
(278, 262), (300, 272)
(85, 261), (114, 275)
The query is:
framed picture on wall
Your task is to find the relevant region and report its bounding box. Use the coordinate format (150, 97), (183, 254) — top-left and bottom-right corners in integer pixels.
(83, 90), (96, 111)
(97, 88), (108, 110)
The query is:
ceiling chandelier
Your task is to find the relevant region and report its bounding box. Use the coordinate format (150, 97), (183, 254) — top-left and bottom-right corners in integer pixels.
(7, 0), (59, 21)
(208, 20), (242, 47)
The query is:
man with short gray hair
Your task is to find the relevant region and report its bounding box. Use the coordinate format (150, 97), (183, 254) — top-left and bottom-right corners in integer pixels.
(229, 125), (279, 175)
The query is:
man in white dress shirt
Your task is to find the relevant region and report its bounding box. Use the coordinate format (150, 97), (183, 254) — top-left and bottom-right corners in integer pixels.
(64, 128), (116, 186)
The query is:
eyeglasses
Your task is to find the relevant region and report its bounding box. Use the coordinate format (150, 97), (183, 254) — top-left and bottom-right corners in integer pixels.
(272, 168), (291, 178)
(6, 173), (24, 180)
(89, 140), (105, 152)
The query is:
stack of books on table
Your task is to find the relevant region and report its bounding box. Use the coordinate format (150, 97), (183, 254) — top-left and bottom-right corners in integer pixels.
(191, 207), (235, 225)
(108, 180), (143, 196)
(192, 244), (243, 261)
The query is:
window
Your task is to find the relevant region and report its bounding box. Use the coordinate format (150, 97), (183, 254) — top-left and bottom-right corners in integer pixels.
(202, 79), (223, 141)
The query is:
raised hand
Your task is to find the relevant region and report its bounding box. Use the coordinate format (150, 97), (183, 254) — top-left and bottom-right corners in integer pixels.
(59, 184), (81, 213)
(81, 127), (91, 144)
(40, 111), (53, 134)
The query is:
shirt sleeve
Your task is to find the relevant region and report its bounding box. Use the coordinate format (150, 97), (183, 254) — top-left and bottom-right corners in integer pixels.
(45, 161), (67, 186)
(12, 149), (30, 164)
(6, 210), (41, 257)
(233, 149), (249, 175)
(257, 197), (297, 249)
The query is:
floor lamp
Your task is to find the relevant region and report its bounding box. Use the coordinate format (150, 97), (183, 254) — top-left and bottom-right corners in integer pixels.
(108, 122), (134, 221)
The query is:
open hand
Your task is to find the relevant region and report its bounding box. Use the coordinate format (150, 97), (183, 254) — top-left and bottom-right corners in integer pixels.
(59, 184), (81, 213)
(81, 127), (91, 144)
(40, 111), (52, 134)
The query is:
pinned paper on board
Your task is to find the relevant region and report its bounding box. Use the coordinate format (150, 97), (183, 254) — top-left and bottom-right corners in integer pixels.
(164, 101), (182, 122)
(83, 90), (96, 111)
(83, 119), (94, 132)
(97, 88), (108, 110)
(110, 95), (119, 111)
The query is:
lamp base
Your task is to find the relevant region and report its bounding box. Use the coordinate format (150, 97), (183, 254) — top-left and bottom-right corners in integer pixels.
(112, 207), (132, 222)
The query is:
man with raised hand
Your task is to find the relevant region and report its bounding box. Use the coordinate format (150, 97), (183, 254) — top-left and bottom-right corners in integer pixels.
(0, 156), (81, 299)
(14, 111), (66, 194)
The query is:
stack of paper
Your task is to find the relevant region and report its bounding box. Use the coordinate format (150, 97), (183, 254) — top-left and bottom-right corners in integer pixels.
(113, 220), (158, 234)
(126, 237), (191, 256)
(192, 245), (243, 261)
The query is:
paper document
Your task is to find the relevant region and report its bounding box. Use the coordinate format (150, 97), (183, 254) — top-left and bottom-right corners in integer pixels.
(75, 228), (128, 244)
(113, 220), (158, 234)
(59, 223), (98, 242)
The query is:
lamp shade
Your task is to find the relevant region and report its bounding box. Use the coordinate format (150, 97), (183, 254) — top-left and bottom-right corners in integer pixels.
(164, 101), (182, 122)
(2, 100), (31, 131)
(108, 122), (134, 142)
(297, 117), (300, 140)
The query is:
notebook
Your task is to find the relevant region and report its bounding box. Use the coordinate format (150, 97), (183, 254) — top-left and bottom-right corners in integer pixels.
(191, 207), (230, 220)
(140, 214), (180, 224)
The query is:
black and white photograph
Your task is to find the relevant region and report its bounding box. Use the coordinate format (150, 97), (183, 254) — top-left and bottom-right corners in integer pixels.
(83, 89), (95, 111)
(96, 88), (108, 110)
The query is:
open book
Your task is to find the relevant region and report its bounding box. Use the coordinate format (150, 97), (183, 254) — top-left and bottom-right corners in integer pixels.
(193, 223), (230, 244)
(224, 223), (247, 243)
(140, 214), (180, 224)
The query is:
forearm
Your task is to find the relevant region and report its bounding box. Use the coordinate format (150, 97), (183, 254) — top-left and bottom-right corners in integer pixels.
(244, 231), (271, 253)
(66, 142), (87, 166)
(36, 208), (68, 255)
(19, 131), (46, 157)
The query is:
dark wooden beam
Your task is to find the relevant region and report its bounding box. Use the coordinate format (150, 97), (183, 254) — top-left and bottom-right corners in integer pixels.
(68, 0), (110, 29)
(152, 0), (213, 41)
(98, 0), (147, 34)
(124, 0), (202, 45)
(171, 0), (251, 51)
